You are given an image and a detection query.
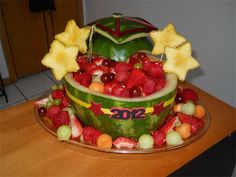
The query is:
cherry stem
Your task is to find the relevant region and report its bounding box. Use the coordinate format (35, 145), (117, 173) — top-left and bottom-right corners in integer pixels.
(160, 53), (164, 61)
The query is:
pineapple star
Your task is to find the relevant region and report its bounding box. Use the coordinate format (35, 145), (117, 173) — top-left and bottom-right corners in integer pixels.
(41, 40), (79, 80)
(164, 42), (200, 81)
(55, 20), (91, 54)
(150, 24), (186, 55)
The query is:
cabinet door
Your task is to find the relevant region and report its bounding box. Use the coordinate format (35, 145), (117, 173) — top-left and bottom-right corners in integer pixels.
(1, 1), (48, 79)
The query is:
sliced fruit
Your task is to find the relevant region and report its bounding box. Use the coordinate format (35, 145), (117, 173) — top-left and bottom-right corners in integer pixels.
(175, 123), (191, 139)
(57, 125), (72, 141)
(152, 130), (166, 147)
(166, 131), (183, 146)
(182, 88), (199, 103)
(41, 40), (79, 80)
(81, 127), (102, 145)
(89, 82), (104, 93)
(150, 23), (186, 55)
(51, 111), (70, 129)
(164, 42), (200, 81)
(97, 134), (113, 148)
(194, 104), (206, 119)
(113, 137), (137, 149)
(159, 116), (178, 134)
(138, 134), (154, 149)
(55, 20), (90, 54)
(126, 69), (146, 89)
(73, 72), (92, 87)
(178, 112), (204, 134)
(46, 105), (61, 119)
(182, 101), (196, 115)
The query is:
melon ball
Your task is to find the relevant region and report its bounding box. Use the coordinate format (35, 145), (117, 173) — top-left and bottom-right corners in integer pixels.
(138, 134), (154, 149)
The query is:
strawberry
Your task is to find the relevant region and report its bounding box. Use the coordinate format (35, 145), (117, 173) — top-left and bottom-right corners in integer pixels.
(113, 137), (137, 148)
(92, 56), (104, 66)
(159, 116), (178, 134)
(46, 105), (61, 119)
(104, 81), (118, 94)
(81, 127), (101, 145)
(73, 72), (92, 87)
(114, 71), (130, 83)
(126, 69), (146, 89)
(152, 130), (166, 147)
(182, 88), (199, 103)
(51, 89), (65, 100)
(142, 78), (156, 95)
(51, 111), (70, 129)
(69, 114), (83, 138)
(114, 62), (132, 72)
(177, 112), (204, 134)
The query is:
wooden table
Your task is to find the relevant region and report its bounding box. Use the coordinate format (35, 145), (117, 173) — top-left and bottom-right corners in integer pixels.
(0, 83), (235, 177)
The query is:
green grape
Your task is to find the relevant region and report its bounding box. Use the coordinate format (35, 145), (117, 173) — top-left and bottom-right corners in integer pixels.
(53, 99), (61, 106)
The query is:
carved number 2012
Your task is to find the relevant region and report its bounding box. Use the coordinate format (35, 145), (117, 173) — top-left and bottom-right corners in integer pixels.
(110, 108), (145, 120)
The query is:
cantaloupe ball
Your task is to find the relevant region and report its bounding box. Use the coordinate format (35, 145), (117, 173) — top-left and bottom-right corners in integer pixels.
(194, 104), (206, 119)
(175, 123), (191, 139)
(97, 134), (113, 148)
(89, 82), (104, 93)
(173, 103), (183, 113)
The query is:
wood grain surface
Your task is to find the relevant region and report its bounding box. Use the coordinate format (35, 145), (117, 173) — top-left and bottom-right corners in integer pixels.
(0, 82), (235, 177)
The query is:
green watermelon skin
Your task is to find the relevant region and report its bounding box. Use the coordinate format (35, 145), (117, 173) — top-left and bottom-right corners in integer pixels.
(64, 73), (177, 140)
(92, 34), (152, 62)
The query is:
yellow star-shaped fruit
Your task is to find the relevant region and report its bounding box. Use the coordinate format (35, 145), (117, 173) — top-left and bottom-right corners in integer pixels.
(163, 42), (200, 81)
(150, 24), (186, 55)
(55, 20), (91, 54)
(41, 40), (79, 80)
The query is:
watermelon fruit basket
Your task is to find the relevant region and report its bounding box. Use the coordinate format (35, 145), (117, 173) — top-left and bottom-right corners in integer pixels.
(36, 13), (209, 153)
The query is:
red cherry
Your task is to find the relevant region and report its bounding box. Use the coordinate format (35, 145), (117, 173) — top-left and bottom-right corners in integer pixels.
(101, 73), (115, 83)
(37, 107), (47, 117)
(129, 86), (142, 97)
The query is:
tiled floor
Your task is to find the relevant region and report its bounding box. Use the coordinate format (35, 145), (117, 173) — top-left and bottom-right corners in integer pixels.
(0, 70), (62, 110)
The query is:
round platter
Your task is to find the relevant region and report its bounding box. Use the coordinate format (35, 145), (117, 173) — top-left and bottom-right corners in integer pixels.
(34, 94), (210, 154)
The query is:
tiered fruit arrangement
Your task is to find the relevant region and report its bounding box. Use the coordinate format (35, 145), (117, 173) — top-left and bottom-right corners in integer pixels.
(35, 85), (206, 149)
(38, 14), (204, 150)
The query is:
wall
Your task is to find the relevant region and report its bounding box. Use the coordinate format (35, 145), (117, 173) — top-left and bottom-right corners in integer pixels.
(84, 0), (236, 107)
